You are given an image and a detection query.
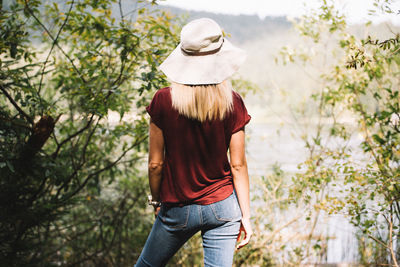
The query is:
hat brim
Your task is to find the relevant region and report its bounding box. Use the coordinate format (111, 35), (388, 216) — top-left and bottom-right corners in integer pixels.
(159, 39), (247, 85)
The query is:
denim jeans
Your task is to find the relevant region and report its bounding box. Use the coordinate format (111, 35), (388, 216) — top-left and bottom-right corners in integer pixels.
(135, 191), (242, 267)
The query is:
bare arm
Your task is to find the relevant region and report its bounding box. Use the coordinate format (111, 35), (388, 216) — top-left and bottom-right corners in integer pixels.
(229, 129), (252, 249)
(148, 121), (164, 212)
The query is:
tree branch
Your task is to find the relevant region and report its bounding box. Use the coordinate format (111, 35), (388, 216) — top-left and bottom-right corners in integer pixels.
(118, 0), (124, 20)
(65, 134), (148, 200)
(79, 116), (101, 164)
(54, 121), (99, 198)
(0, 115), (31, 131)
(0, 83), (34, 125)
(52, 114), (95, 158)
(24, 0), (87, 84)
(38, 0), (75, 94)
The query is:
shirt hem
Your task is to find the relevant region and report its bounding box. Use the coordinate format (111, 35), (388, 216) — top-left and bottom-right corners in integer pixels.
(161, 184), (234, 206)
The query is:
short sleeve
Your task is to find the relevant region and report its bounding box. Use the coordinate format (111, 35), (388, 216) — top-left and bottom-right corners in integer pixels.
(146, 90), (164, 129)
(231, 92), (251, 134)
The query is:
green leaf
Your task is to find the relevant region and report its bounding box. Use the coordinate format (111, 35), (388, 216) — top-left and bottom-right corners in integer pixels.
(6, 161), (15, 173)
(372, 134), (385, 145)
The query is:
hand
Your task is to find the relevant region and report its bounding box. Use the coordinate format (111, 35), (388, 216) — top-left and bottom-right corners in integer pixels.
(154, 206), (161, 218)
(236, 217), (252, 250)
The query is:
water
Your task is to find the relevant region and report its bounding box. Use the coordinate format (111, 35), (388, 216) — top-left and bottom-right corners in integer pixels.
(246, 121), (360, 264)
(246, 122), (306, 174)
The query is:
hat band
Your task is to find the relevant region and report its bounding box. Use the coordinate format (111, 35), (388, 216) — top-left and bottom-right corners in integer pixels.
(181, 39), (224, 56)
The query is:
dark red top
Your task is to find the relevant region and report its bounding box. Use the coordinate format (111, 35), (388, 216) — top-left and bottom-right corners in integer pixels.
(146, 87), (251, 205)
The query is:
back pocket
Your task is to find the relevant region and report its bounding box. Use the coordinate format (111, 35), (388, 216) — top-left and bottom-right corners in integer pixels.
(159, 205), (190, 229)
(210, 193), (242, 222)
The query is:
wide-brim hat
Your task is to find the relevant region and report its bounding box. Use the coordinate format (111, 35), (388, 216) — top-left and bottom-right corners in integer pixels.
(159, 18), (247, 85)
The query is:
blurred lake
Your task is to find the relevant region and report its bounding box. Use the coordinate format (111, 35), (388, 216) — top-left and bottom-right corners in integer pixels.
(247, 121), (360, 264)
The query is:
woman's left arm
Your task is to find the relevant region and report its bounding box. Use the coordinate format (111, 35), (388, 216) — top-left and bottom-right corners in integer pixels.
(148, 121), (164, 215)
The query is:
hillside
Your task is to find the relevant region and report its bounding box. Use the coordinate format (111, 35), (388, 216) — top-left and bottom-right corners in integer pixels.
(158, 5), (292, 44)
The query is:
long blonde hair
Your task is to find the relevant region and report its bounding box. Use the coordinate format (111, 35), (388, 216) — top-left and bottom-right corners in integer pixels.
(170, 80), (233, 122)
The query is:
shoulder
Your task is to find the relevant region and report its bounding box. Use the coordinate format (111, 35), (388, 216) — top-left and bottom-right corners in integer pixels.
(154, 87), (171, 98)
(147, 87), (172, 127)
(148, 87), (172, 114)
(150, 87), (171, 107)
(229, 90), (251, 132)
(232, 90), (245, 106)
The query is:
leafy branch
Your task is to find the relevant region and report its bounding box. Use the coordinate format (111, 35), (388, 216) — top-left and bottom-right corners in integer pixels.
(24, 0), (87, 84)
(0, 83), (34, 125)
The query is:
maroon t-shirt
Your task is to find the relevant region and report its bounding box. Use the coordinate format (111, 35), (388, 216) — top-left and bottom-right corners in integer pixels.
(146, 87), (250, 205)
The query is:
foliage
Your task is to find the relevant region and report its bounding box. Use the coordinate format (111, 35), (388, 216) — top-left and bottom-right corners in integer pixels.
(231, 78), (260, 97)
(0, 0), (180, 265)
(279, 0), (400, 265)
(234, 165), (295, 266)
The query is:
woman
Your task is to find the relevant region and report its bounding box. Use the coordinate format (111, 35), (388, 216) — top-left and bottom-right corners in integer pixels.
(135, 18), (252, 267)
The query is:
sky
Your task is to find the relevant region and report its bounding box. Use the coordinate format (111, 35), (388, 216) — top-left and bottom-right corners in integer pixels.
(158, 0), (400, 25)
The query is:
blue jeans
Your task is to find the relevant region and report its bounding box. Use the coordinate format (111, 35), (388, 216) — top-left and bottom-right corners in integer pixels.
(135, 192), (242, 267)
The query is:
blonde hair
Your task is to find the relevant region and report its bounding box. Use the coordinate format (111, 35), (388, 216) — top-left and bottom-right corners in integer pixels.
(170, 80), (233, 122)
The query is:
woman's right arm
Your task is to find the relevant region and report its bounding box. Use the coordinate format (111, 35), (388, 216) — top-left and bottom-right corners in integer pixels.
(229, 129), (252, 249)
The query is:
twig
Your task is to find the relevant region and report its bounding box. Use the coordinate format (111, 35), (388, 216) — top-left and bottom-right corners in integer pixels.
(66, 134), (148, 200)
(118, 0), (124, 20)
(79, 115), (101, 164)
(38, 0), (75, 95)
(367, 233), (389, 249)
(24, 0), (87, 84)
(388, 206), (399, 267)
(0, 83), (34, 125)
(54, 116), (100, 199)
(0, 115), (31, 130)
(52, 114), (95, 158)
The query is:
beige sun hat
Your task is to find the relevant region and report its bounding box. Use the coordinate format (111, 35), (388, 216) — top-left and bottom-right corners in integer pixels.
(159, 18), (247, 85)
